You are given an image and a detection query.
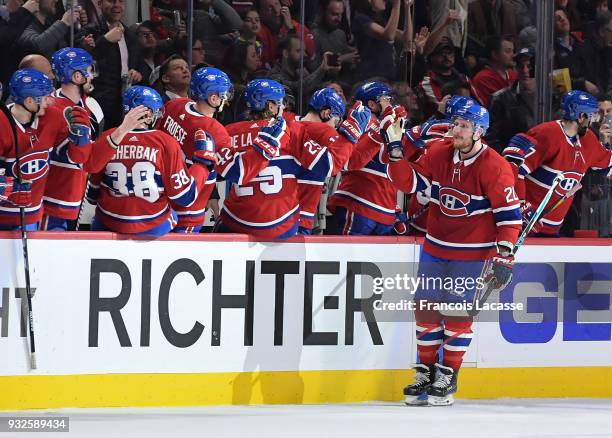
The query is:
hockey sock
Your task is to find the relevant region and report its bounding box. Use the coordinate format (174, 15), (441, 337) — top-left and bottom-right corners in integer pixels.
(415, 304), (443, 365)
(441, 316), (473, 370)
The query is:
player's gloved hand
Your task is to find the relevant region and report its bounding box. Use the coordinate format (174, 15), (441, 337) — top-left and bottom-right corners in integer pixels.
(253, 116), (287, 159)
(64, 106), (91, 147)
(503, 133), (533, 168)
(380, 106), (407, 161)
(519, 200), (541, 234)
(338, 102), (371, 144)
(0, 174), (32, 207)
(393, 208), (409, 235)
(192, 129), (217, 169)
(483, 242), (515, 290)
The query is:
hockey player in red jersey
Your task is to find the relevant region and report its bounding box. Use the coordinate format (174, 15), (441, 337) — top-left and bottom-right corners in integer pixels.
(327, 81), (403, 235)
(41, 48), (103, 231)
(404, 96), (477, 235)
(0, 69), (92, 230)
(217, 79), (333, 238)
(87, 86), (216, 237)
(384, 101), (522, 406)
(157, 67), (232, 233)
(504, 90), (612, 235)
(292, 87), (371, 233)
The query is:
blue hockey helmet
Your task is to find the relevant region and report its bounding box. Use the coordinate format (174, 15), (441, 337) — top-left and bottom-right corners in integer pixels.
(244, 79), (285, 112)
(444, 95), (476, 119)
(453, 101), (489, 136)
(190, 67), (233, 103)
(51, 47), (96, 84)
(9, 69), (54, 106)
(122, 85), (164, 124)
(355, 81), (392, 105)
(561, 90), (598, 121)
(308, 87), (346, 119)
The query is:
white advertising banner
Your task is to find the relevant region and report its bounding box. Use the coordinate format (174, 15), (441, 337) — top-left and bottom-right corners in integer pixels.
(0, 236), (611, 376)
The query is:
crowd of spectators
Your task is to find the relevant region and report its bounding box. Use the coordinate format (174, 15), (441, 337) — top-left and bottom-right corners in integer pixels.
(1, 0), (611, 236)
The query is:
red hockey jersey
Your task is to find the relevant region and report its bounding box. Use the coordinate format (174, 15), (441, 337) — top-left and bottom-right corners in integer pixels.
(42, 90), (102, 220)
(328, 123), (398, 225)
(88, 128), (210, 234)
(0, 104), (91, 226)
(157, 98), (228, 228)
(517, 121), (612, 235)
(291, 118), (354, 230)
(404, 118), (452, 234)
(220, 118), (332, 238)
(388, 138), (522, 260)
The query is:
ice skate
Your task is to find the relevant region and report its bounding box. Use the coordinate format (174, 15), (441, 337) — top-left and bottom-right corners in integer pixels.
(427, 364), (458, 406)
(403, 364), (435, 406)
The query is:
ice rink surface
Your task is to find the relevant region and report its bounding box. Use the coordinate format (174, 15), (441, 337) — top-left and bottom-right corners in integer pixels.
(3, 399), (612, 438)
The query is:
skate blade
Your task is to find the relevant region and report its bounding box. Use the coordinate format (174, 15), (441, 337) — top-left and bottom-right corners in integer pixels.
(404, 394), (428, 406)
(427, 394), (454, 406)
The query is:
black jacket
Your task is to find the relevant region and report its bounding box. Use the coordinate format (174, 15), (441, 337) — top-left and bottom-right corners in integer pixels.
(78, 22), (140, 100)
(78, 21), (140, 127)
(0, 7), (36, 88)
(486, 82), (535, 154)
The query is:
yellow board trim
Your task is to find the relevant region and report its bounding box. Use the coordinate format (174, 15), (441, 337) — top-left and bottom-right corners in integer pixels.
(2, 367), (612, 410)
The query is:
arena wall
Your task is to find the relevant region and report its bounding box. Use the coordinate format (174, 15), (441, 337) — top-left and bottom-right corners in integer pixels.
(1, 233), (611, 409)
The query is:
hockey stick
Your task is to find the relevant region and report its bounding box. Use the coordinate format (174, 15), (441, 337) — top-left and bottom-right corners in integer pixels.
(468, 174), (564, 317)
(0, 102), (37, 369)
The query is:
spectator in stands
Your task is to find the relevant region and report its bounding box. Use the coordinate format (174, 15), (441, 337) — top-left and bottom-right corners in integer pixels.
(511, 0), (535, 30)
(135, 21), (159, 86)
(0, 0), (38, 88)
(16, 0), (80, 59)
(554, 8), (597, 94)
(239, 8), (262, 49)
(392, 80), (422, 125)
(581, 10), (612, 94)
(311, 0), (359, 81)
(159, 55), (191, 102)
(472, 37), (517, 108)
(192, 0), (243, 66)
(257, 0), (315, 69)
(18, 54), (55, 82)
(467, 0), (519, 56)
(352, 0), (402, 81)
(270, 34), (340, 107)
(555, 0), (583, 32)
(418, 38), (473, 118)
(79, 0), (142, 128)
(172, 35), (208, 71)
(224, 40), (262, 86)
(428, 0), (467, 52)
(487, 48), (535, 154)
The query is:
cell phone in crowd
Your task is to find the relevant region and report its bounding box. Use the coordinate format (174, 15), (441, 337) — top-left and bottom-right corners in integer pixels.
(327, 53), (340, 67)
(173, 10), (182, 27)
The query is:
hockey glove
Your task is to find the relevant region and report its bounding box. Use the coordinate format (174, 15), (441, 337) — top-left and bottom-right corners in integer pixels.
(503, 133), (534, 168)
(484, 255), (514, 290)
(0, 175), (32, 207)
(519, 200), (541, 234)
(338, 102), (371, 144)
(393, 208), (409, 235)
(193, 129), (217, 169)
(380, 106), (407, 162)
(253, 116), (287, 159)
(64, 106), (92, 147)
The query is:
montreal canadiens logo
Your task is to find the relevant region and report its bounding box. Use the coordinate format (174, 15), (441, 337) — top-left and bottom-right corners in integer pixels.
(11, 151), (50, 182)
(438, 187), (471, 217)
(555, 171), (582, 196)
